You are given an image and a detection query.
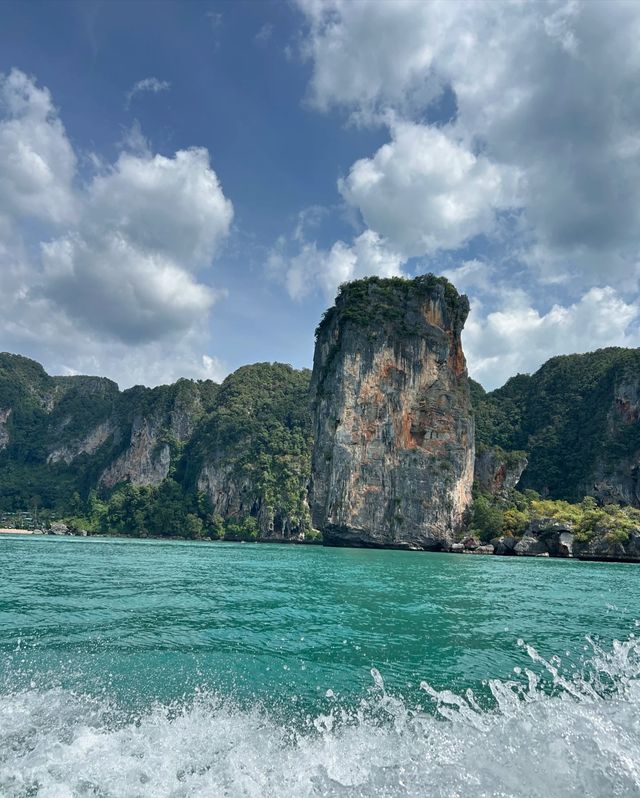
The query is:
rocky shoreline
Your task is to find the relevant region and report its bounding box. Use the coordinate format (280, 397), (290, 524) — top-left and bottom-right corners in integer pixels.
(4, 521), (640, 563)
(450, 516), (640, 563)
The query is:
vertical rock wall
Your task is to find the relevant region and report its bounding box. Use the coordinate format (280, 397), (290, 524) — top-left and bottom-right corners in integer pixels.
(592, 377), (640, 506)
(310, 275), (475, 549)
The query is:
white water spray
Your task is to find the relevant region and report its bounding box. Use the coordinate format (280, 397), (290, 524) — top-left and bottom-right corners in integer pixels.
(1, 635), (639, 797)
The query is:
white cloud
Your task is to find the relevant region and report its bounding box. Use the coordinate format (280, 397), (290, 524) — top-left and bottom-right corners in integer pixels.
(0, 70), (234, 386)
(125, 77), (170, 108)
(56, 339), (228, 388)
(0, 68), (77, 227)
(41, 233), (218, 344)
(88, 149), (233, 267)
(339, 122), (519, 257)
(298, 0), (449, 116)
(40, 146), (233, 345)
(268, 229), (404, 300)
(255, 23), (274, 43)
(297, 0), (640, 286)
(440, 260), (494, 295)
(119, 119), (150, 155)
(464, 287), (640, 390)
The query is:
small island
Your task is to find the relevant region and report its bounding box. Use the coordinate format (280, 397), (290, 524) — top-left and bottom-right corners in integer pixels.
(1, 275), (640, 561)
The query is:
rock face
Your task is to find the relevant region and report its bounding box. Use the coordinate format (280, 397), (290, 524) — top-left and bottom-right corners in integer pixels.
(49, 522), (69, 536)
(491, 535), (517, 555)
(99, 416), (172, 488)
(0, 408), (11, 451)
(310, 275), (475, 550)
(48, 420), (115, 465)
(514, 518), (575, 557)
(514, 535), (549, 556)
(197, 463), (310, 541)
(474, 447), (528, 495)
(573, 531), (640, 561)
(193, 363), (313, 541)
(591, 378), (640, 506)
(99, 379), (209, 488)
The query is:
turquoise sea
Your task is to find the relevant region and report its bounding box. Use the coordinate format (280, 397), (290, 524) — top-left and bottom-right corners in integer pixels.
(1, 534), (639, 797)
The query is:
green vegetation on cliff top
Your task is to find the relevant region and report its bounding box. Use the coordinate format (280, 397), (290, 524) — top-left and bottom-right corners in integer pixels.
(315, 274), (469, 339)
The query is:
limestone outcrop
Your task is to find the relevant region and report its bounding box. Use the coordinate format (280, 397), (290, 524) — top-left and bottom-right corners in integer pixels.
(0, 408), (11, 450)
(573, 531), (640, 562)
(474, 447), (528, 496)
(98, 380), (209, 488)
(591, 378), (640, 506)
(310, 275), (475, 549)
(193, 363), (313, 541)
(473, 348), (640, 508)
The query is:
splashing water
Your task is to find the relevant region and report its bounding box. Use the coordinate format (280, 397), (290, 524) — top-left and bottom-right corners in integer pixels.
(2, 635), (639, 797)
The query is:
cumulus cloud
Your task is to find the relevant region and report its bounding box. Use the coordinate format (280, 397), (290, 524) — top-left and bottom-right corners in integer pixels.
(268, 229), (404, 300)
(39, 146), (233, 345)
(298, 0), (449, 116)
(41, 232), (218, 344)
(0, 68), (77, 227)
(298, 0), (640, 286)
(464, 287), (640, 390)
(0, 69), (233, 386)
(90, 149), (232, 266)
(125, 77), (170, 108)
(291, 0), (640, 378)
(339, 122), (520, 257)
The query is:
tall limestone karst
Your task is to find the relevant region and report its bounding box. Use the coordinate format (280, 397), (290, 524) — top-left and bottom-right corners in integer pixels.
(309, 275), (475, 549)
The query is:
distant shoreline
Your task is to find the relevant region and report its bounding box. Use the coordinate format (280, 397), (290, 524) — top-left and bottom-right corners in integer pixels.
(1, 529), (637, 563)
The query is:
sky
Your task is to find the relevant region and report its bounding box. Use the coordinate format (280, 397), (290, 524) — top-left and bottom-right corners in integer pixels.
(1, 0), (639, 391)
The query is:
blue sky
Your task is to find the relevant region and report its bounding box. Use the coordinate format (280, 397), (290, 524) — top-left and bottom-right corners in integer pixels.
(1, 0), (639, 389)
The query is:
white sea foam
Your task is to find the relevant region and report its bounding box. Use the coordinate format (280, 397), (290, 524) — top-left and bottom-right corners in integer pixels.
(1, 636), (640, 797)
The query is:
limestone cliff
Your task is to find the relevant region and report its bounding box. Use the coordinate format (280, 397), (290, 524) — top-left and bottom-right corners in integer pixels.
(591, 376), (640, 506)
(191, 363), (313, 541)
(98, 380), (210, 488)
(0, 352), (312, 538)
(473, 348), (640, 507)
(310, 275), (475, 549)
(0, 408), (11, 451)
(474, 447), (528, 496)
(0, 352), (217, 511)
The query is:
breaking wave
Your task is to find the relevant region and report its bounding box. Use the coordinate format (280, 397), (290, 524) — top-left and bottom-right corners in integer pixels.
(2, 635), (640, 797)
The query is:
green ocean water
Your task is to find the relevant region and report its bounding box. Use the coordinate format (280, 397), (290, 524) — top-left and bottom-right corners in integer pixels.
(1, 534), (640, 797)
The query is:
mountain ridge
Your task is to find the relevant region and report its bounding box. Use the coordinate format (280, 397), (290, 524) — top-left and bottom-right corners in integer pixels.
(1, 285), (639, 552)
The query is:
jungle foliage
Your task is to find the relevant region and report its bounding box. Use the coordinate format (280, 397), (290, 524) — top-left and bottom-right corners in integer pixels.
(472, 347), (640, 502)
(0, 354), (313, 540)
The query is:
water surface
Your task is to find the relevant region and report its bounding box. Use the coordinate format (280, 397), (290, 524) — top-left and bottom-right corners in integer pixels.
(1, 535), (639, 796)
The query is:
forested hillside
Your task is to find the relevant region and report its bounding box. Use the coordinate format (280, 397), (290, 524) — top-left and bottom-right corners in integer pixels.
(472, 347), (640, 504)
(1, 344), (640, 544)
(0, 353), (313, 540)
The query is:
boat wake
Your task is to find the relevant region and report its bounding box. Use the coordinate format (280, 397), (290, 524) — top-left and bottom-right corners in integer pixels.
(2, 635), (640, 797)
